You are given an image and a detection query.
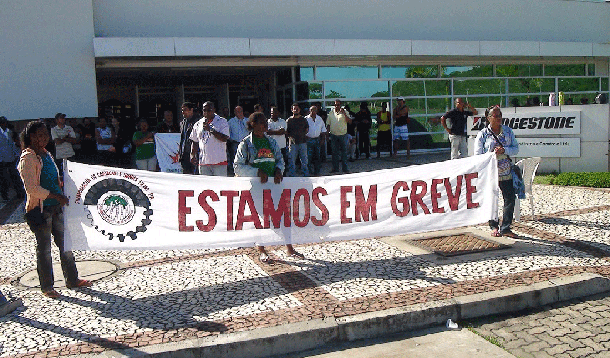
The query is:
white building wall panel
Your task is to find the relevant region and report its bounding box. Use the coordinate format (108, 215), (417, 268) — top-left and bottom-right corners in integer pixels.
(174, 38), (250, 56)
(479, 41), (540, 57)
(412, 41), (480, 56)
(94, 37), (175, 57)
(92, 0), (610, 44)
(539, 42), (594, 57)
(0, 0), (98, 120)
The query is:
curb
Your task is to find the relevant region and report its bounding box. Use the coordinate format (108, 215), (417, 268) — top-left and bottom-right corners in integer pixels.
(74, 272), (610, 358)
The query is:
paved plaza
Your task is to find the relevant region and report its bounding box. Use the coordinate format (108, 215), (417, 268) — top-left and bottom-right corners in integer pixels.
(1, 153), (610, 357)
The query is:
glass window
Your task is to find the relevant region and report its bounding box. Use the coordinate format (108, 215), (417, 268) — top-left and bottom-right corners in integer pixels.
(427, 98), (453, 115)
(559, 78), (600, 93)
(425, 80), (451, 96)
(391, 81), (425, 97)
(508, 78), (555, 94)
(299, 67), (314, 81)
(382, 66), (438, 79)
(544, 64), (585, 76)
(602, 78), (609, 91)
(324, 81), (389, 99)
(316, 66), (379, 81)
(467, 96), (505, 109)
(453, 79), (505, 95)
(295, 82), (310, 101)
(276, 69), (293, 86)
(441, 65), (493, 78)
(307, 82), (322, 99)
(496, 65), (543, 77)
(587, 64), (596, 76)
(508, 95), (545, 107)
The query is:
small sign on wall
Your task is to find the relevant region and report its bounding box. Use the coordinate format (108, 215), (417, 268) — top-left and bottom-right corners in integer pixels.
(467, 111), (581, 135)
(517, 138), (580, 158)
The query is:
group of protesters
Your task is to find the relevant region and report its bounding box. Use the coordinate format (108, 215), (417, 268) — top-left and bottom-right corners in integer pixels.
(2, 96), (520, 297)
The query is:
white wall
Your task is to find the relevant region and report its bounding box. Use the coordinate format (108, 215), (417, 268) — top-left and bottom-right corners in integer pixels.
(92, 0), (610, 44)
(0, 0), (98, 120)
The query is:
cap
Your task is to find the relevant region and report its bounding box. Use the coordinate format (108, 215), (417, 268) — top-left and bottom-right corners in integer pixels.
(397, 97), (405, 101)
(54, 113), (66, 119)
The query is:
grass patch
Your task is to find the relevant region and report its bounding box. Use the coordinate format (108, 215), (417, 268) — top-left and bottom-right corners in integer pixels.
(533, 173), (557, 185)
(463, 323), (506, 349)
(534, 172), (610, 188)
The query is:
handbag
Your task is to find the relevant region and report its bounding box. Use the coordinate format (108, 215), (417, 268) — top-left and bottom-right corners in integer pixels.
(24, 206), (46, 226)
(486, 127), (526, 199)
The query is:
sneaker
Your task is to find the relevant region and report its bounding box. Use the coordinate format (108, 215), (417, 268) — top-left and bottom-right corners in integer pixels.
(66, 279), (92, 289)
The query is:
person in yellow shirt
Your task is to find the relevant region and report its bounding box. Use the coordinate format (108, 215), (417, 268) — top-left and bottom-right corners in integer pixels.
(327, 99), (352, 174)
(375, 102), (391, 158)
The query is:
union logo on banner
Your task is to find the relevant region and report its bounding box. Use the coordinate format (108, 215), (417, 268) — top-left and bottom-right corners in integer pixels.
(76, 172), (154, 242)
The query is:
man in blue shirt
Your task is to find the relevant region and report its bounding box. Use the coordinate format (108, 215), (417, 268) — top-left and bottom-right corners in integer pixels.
(227, 106), (249, 176)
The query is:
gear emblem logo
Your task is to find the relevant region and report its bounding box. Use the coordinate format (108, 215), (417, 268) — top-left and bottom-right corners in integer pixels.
(83, 178), (153, 242)
(97, 192), (136, 225)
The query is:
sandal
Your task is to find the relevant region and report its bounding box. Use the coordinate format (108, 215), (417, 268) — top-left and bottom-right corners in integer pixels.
(288, 251), (305, 259)
(259, 252), (271, 264)
(502, 231), (519, 239)
(42, 289), (60, 299)
(66, 279), (92, 289)
(491, 229), (501, 237)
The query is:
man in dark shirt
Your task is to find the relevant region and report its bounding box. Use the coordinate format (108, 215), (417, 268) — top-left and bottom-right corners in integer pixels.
(286, 103), (309, 177)
(179, 102), (199, 174)
(157, 110), (179, 133)
(441, 98), (478, 159)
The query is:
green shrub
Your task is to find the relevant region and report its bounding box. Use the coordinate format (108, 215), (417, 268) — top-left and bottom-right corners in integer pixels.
(553, 172), (610, 188)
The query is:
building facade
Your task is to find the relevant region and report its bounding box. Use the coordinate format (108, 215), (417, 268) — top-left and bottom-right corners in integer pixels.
(1, 0), (609, 152)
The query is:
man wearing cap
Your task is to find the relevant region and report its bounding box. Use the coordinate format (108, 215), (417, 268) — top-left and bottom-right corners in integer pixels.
(441, 98), (478, 159)
(392, 97), (411, 158)
(51, 113), (77, 177)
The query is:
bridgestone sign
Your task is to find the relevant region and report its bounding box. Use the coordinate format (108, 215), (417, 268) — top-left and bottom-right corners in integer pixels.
(468, 111), (581, 136)
(467, 111), (581, 158)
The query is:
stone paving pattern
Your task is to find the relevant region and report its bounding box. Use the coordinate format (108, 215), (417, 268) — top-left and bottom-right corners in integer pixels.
(2, 155), (610, 357)
(469, 292), (610, 358)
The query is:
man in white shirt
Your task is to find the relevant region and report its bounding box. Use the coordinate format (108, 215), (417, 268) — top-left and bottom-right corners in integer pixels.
(0, 116), (25, 200)
(267, 106), (288, 172)
(51, 113), (77, 177)
(190, 101), (230, 176)
(305, 105), (326, 176)
(226, 106), (249, 176)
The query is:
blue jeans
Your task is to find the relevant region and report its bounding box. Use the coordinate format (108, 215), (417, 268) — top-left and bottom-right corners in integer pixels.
(330, 134), (349, 172)
(489, 179), (516, 234)
(307, 137), (321, 175)
(25, 205), (79, 291)
(288, 142), (309, 177)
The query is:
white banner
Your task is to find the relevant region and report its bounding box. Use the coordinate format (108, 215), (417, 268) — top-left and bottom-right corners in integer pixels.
(155, 133), (182, 173)
(64, 153), (498, 251)
(468, 111), (581, 135)
(517, 137), (581, 158)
